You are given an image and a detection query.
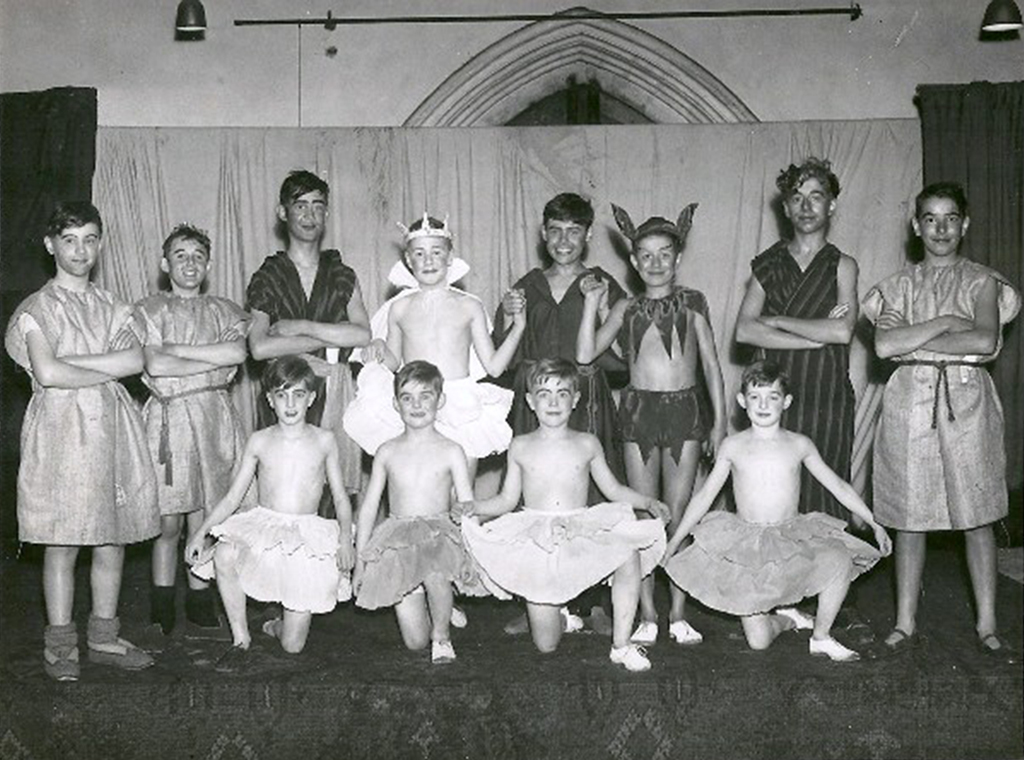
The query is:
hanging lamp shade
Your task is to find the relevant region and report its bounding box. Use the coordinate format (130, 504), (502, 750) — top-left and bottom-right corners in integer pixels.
(175, 0), (207, 32)
(981, 0), (1023, 32)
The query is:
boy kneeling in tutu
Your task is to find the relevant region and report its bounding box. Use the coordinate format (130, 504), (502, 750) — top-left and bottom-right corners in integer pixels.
(186, 356), (355, 669)
(459, 358), (670, 672)
(352, 360), (486, 664)
(663, 361), (891, 661)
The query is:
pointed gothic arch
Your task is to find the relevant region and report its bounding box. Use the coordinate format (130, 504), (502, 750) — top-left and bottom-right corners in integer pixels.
(404, 8), (758, 126)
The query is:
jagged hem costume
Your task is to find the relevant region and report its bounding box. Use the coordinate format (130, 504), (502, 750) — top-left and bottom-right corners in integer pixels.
(616, 286), (713, 464)
(752, 242), (855, 520)
(5, 282), (159, 545)
(663, 511), (881, 616)
(460, 502), (666, 605)
(355, 514), (489, 610)
(137, 292), (250, 515)
(862, 258), (1020, 531)
(191, 506), (351, 614)
(246, 249), (362, 491)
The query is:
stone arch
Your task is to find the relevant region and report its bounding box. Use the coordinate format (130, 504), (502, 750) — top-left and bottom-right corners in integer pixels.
(404, 7), (758, 126)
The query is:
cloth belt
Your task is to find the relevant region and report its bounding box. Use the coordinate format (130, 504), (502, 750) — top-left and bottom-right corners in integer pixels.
(151, 383), (233, 485)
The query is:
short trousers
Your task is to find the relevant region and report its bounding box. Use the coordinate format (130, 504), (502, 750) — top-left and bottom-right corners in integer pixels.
(619, 385), (707, 464)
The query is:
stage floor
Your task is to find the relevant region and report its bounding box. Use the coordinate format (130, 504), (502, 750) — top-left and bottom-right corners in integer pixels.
(1, 539), (1021, 760)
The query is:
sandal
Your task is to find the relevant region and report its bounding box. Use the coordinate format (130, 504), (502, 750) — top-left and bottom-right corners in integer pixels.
(883, 627), (920, 653)
(977, 633), (1020, 664)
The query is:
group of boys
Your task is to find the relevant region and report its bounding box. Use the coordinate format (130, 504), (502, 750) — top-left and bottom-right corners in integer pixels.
(6, 160), (1019, 682)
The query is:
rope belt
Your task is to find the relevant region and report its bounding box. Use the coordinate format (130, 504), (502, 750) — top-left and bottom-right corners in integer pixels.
(151, 383), (233, 485)
(897, 360), (976, 429)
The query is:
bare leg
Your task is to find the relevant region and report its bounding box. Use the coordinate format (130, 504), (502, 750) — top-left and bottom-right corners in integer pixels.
(741, 612), (796, 650)
(610, 552), (641, 649)
(624, 442), (660, 625)
(271, 608), (313, 654)
(964, 524), (998, 639)
(393, 589), (432, 650)
(662, 442), (702, 623)
(213, 543), (251, 648)
(813, 566), (853, 641)
(423, 573), (454, 643)
(43, 546), (80, 626)
(91, 544), (125, 620)
(184, 511), (210, 591)
(153, 515), (184, 587)
(887, 530), (926, 643)
(526, 602), (563, 653)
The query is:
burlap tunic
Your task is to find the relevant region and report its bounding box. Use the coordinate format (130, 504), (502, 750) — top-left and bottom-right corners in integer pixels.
(5, 282), (159, 545)
(863, 258), (1020, 530)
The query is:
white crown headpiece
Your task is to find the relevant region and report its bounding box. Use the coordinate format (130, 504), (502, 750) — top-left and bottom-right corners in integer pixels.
(396, 212), (452, 244)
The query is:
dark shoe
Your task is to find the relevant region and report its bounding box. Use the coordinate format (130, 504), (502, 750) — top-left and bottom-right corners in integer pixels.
(834, 605), (877, 647)
(883, 627), (921, 654)
(185, 587), (221, 629)
(584, 607), (614, 636)
(977, 633), (1020, 664)
(503, 613), (529, 636)
(87, 615), (155, 671)
(43, 624), (80, 682)
(213, 644), (251, 674)
(150, 585), (177, 635)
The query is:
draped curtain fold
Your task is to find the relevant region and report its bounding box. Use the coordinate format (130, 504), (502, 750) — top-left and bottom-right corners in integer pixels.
(1, 86), (97, 551)
(917, 81), (1024, 491)
(93, 121), (922, 496)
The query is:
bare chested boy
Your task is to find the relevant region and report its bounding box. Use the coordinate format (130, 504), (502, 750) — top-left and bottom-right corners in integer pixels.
(343, 214), (526, 478)
(352, 361), (484, 664)
(663, 361), (891, 662)
(186, 357), (355, 670)
(460, 359), (669, 672)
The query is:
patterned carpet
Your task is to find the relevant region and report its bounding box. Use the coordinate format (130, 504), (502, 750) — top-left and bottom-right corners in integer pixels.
(0, 541), (1021, 760)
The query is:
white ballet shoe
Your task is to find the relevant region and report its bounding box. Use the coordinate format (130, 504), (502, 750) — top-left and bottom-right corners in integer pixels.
(668, 619), (703, 645)
(809, 636), (860, 662)
(630, 621), (658, 645)
(610, 643), (651, 672)
(560, 607), (584, 633)
(776, 607), (815, 631)
(450, 606), (468, 629)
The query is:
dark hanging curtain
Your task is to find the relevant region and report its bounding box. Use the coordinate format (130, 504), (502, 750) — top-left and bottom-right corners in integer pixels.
(0, 86), (97, 554)
(917, 81), (1024, 532)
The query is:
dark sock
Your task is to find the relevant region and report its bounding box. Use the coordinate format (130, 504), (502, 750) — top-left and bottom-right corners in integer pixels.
(151, 585), (176, 635)
(186, 587), (220, 628)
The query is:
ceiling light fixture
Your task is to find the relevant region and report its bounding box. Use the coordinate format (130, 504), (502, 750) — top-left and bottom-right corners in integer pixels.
(981, 0), (1023, 32)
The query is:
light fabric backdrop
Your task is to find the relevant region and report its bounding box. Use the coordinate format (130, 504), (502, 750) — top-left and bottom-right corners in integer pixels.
(93, 121), (922, 496)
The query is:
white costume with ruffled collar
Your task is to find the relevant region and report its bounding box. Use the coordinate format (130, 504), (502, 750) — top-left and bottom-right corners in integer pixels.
(343, 259), (513, 457)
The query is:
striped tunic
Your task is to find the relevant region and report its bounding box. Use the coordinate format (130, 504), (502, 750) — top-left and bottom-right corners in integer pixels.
(246, 250), (362, 492)
(752, 241), (854, 520)
(246, 249), (357, 428)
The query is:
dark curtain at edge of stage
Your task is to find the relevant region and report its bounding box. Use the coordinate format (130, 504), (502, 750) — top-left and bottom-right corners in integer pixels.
(917, 80), (1024, 537)
(0, 86), (98, 554)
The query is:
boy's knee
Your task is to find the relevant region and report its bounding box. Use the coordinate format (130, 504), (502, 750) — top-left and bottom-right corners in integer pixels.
(212, 543), (237, 572)
(534, 639), (560, 655)
(402, 633), (430, 652)
(745, 631), (772, 651)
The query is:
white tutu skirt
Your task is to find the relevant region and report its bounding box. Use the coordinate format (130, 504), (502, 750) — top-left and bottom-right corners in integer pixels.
(461, 502), (666, 605)
(192, 506), (351, 614)
(342, 363), (513, 457)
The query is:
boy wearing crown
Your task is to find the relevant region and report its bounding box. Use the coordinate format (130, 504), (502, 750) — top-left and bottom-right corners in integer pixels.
(343, 214), (526, 478)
